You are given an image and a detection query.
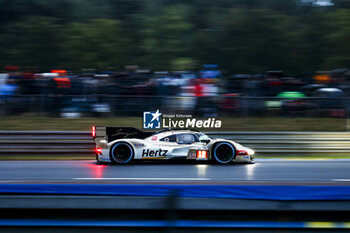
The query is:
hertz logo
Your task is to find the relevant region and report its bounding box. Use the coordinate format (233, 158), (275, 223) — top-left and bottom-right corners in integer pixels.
(142, 149), (168, 157)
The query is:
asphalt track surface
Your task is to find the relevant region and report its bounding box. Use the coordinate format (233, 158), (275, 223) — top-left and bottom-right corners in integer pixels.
(0, 159), (350, 184)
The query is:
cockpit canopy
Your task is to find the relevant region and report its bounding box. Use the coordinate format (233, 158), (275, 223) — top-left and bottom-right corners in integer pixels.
(157, 131), (211, 144)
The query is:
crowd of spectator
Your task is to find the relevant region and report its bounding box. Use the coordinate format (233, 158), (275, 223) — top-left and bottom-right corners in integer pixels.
(0, 66), (350, 117)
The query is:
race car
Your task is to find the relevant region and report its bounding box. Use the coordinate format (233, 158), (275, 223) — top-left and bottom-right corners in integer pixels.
(92, 126), (255, 164)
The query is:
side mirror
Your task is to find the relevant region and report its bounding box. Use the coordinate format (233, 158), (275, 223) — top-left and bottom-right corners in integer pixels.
(200, 139), (210, 144)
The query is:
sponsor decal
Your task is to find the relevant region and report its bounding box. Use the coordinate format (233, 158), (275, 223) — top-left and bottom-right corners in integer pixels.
(134, 144), (144, 147)
(111, 129), (137, 138)
(187, 150), (197, 159)
(142, 149), (168, 158)
(151, 136), (157, 141)
(143, 110), (222, 129)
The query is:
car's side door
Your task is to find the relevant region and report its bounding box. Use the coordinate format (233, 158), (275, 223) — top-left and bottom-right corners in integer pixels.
(139, 135), (176, 159)
(169, 133), (202, 157)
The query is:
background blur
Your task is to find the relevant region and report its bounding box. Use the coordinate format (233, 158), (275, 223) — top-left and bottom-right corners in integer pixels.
(1, 0), (350, 131)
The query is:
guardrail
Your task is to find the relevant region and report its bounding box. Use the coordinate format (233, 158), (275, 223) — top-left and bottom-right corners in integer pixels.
(0, 131), (350, 157)
(1, 185), (350, 232)
(208, 131), (350, 156)
(0, 131), (93, 157)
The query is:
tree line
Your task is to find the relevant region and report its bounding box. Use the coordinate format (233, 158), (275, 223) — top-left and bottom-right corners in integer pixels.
(1, 0), (350, 74)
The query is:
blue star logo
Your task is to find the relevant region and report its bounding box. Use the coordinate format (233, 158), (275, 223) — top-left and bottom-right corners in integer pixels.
(143, 109), (162, 129)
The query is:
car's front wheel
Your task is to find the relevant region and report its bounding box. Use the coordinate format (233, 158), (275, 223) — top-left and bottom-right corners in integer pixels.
(110, 142), (134, 164)
(213, 142), (236, 164)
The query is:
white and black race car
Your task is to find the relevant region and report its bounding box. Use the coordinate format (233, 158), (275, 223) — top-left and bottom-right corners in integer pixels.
(92, 126), (255, 164)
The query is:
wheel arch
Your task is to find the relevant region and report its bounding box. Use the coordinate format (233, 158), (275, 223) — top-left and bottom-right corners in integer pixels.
(109, 140), (136, 164)
(108, 139), (138, 151)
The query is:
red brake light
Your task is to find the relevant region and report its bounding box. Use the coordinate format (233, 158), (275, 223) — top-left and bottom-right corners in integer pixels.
(96, 147), (102, 154)
(51, 69), (67, 74)
(92, 126), (96, 138)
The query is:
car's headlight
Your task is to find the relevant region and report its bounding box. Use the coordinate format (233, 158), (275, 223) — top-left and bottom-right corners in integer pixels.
(246, 148), (255, 155)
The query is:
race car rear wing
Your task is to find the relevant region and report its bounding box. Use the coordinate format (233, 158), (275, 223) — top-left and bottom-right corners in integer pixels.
(92, 126), (154, 143)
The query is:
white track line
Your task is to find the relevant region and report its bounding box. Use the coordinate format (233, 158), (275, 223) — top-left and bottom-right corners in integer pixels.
(73, 178), (211, 181)
(74, 178), (344, 182)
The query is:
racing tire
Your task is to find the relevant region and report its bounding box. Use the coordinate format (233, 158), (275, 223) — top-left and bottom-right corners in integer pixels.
(212, 142), (236, 164)
(110, 142), (134, 164)
(96, 154), (101, 164)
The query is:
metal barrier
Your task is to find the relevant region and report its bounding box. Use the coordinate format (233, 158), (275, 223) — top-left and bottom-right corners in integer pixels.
(1, 192), (350, 231)
(208, 131), (350, 156)
(0, 131), (93, 157)
(0, 131), (350, 157)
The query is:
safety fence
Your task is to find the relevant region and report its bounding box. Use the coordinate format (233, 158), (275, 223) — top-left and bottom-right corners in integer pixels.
(0, 131), (350, 157)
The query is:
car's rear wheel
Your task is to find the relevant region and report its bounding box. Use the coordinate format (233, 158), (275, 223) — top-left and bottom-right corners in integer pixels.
(213, 142), (235, 164)
(110, 142), (134, 164)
